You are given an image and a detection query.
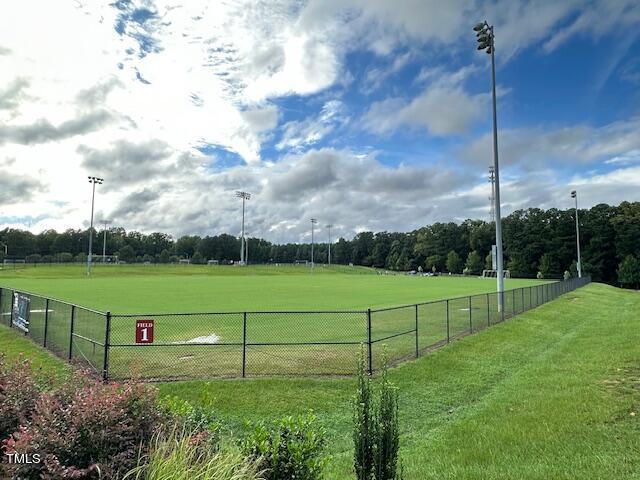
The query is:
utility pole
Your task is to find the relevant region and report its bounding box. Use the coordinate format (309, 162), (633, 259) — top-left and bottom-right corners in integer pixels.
(474, 21), (504, 311)
(235, 191), (251, 265)
(488, 165), (496, 223)
(571, 190), (582, 278)
(87, 176), (104, 276)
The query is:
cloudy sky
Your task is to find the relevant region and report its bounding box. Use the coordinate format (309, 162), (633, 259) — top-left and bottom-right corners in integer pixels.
(1, 0), (639, 242)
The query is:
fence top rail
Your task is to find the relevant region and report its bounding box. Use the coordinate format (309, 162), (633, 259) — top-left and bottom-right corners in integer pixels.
(0, 285), (107, 316)
(111, 309), (369, 318)
(369, 279), (571, 312)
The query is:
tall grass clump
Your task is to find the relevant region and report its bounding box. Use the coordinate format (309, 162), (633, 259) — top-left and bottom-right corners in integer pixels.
(353, 346), (402, 480)
(125, 428), (263, 480)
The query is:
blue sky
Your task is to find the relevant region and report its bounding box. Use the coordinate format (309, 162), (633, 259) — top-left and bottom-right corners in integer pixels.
(0, 0), (639, 242)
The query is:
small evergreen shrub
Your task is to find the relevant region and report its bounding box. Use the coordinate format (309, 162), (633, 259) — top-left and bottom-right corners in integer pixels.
(353, 346), (402, 480)
(240, 413), (328, 480)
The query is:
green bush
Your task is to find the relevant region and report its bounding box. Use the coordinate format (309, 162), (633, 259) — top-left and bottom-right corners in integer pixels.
(240, 413), (328, 480)
(353, 346), (402, 480)
(160, 396), (222, 448)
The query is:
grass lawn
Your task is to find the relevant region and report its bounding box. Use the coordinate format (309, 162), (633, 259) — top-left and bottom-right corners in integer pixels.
(0, 264), (545, 312)
(0, 264), (549, 379)
(155, 283), (640, 479)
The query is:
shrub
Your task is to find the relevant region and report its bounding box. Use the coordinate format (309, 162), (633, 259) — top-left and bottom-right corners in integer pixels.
(240, 413), (328, 480)
(0, 355), (41, 442)
(58, 252), (74, 263)
(3, 379), (163, 479)
(125, 428), (263, 480)
(160, 396), (222, 448)
(354, 345), (374, 480)
(353, 346), (402, 480)
(25, 254), (41, 264)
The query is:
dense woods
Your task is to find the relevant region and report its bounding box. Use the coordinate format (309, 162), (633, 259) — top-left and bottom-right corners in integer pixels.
(1, 202), (639, 286)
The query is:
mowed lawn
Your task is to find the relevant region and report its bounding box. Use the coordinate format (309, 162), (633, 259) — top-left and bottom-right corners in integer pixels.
(2, 283), (639, 479)
(0, 264), (545, 313)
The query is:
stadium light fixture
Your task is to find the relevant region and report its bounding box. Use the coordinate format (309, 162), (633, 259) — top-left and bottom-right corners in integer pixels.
(99, 219), (111, 263)
(474, 20), (505, 311)
(571, 190), (582, 278)
(310, 218), (318, 269)
(235, 191), (251, 265)
(326, 224), (333, 267)
(87, 176), (104, 276)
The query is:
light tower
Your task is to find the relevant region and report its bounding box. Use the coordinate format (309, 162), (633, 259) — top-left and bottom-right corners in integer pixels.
(326, 224), (333, 266)
(310, 218), (318, 269)
(488, 165), (496, 223)
(99, 219), (111, 263)
(235, 191), (251, 265)
(571, 190), (582, 278)
(87, 176), (104, 276)
(474, 20), (504, 311)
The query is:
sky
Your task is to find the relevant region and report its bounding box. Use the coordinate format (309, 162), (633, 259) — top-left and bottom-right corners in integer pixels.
(0, 0), (639, 243)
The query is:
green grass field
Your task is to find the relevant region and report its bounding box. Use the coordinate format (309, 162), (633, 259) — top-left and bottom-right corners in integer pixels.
(0, 264), (549, 379)
(2, 283), (638, 479)
(0, 264), (544, 312)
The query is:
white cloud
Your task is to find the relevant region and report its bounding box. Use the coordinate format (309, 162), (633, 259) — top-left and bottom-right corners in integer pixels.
(362, 67), (489, 136)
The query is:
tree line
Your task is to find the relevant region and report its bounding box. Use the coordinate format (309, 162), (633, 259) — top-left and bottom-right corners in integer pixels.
(1, 201), (638, 287)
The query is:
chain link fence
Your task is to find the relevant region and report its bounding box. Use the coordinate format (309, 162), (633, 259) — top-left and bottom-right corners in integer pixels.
(0, 276), (591, 381)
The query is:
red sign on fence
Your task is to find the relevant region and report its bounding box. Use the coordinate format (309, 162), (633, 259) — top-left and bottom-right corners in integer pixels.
(135, 320), (154, 344)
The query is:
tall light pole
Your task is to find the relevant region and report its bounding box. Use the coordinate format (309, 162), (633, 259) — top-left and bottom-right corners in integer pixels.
(87, 176), (104, 276)
(326, 224), (333, 267)
(99, 219), (111, 263)
(235, 191), (251, 265)
(310, 218), (317, 269)
(571, 190), (582, 278)
(474, 20), (504, 311)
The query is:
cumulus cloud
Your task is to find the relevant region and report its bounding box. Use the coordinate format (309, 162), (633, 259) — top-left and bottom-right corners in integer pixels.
(77, 139), (173, 188)
(460, 116), (640, 168)
(0, 110), (113, 145)
(362, 67), (489, 136)
(0, 171), (45, 204)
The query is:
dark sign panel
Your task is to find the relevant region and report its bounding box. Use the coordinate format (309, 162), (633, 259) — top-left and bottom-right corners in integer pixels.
(12, 293), (30, 333)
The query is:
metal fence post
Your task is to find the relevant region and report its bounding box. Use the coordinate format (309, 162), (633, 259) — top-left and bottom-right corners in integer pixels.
(102, 311), (111, 382)
(468, 296), (472, 333)
(242, 312), (247, 378)
(43, 298), (49, 347)
(367, 308), (373, 375)
(68, 305), (76, 360)
(414, 304), (419, 358)
(446, 300), (450, 343)
(9, 290), (14, 328)
(486, 293), (490, 327)
(521, 288), (525, 312)
(512, 289), (516, 316)
(501, 291), (505, 322)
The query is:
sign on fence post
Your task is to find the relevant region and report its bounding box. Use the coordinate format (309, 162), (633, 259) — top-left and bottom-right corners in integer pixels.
(12, 292), (30, 333)
(136, 320), (154, 344)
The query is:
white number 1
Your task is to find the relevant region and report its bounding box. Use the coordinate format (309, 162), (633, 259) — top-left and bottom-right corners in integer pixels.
(141, 328), (149, 342)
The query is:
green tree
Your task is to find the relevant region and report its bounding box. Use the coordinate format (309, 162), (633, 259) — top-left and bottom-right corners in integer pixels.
(445, 250), (462, 273)
(465, 251), (483, 275)
(158, 249), (171, 263)
(118, 245), (135, 263)
(618, 255), (640, 289)
(191, 251), (205, 264)
(539, 253), (553, 279)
